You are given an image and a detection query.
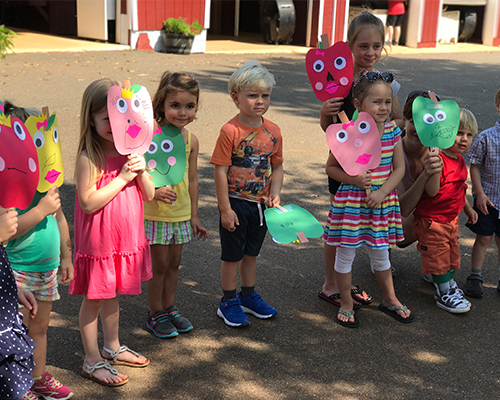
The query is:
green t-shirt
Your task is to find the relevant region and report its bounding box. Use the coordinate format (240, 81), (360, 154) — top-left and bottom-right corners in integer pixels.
(6, 191), (60, 272)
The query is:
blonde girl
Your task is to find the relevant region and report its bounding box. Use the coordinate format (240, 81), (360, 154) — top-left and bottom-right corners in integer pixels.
(144, 72), (208, 339)
(70, 78), (155, 386)
(323, 72), (413, 328)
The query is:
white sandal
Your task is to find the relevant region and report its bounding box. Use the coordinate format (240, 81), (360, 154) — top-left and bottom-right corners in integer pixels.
(81, 359), (128, 387)
(102, 345), (150, 368)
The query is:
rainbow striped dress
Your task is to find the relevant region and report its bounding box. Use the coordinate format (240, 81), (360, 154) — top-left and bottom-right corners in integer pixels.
(323, 123), (404, 249)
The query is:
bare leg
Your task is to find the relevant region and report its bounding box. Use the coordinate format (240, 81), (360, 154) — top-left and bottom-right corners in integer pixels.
(397, 213), (417, 248)
(394, 26), (401, 44)
(336, 271), (354, 323)
(470, 234), (493, 271)
(240, 254), (257, 288)
(374, 269), (411, 319)
(221, 260), (240, 291)
(386, 26), (394, 43)
(321, 243), (338, 295)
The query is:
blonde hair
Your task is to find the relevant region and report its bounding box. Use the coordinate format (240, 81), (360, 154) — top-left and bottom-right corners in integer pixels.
(459, 108), (478, 135)
(152, 71), (200, 122)
(228, 60), (275, 94)
(347, 11), (387, 59)
(75, 78), (120, 182)
(495, 88), (500, 107)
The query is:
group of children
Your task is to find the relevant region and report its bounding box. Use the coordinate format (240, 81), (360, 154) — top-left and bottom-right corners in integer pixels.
(2, 10), (500, 400)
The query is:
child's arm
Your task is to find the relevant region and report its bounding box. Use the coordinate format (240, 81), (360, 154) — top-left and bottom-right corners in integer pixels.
(422, 149), (442, 198)
(366, 139), (406, 209)
(464, 197), (478, 225)
(470, 163), (494, 215)
(76, 151), (138, 214)
(320, 97), (344, 132)
(325, 152), (372, 190)
(55, 208), (73, 283)
(214, 165), (239, 232)
(18, 289), (37, 319)
(265, 163), (284, 207)
(128, 153), (155, 202)
(10, 186), (61, 240)
(0, 208), (18, 243)
(188, 134), (208, 241)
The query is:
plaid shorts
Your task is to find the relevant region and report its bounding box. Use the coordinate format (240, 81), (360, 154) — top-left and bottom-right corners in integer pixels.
(145, 219), (193, 245)
(13, 268), (60, 302)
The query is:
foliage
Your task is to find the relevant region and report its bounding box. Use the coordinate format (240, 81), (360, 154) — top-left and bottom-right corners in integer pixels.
(162, 18), (203, 36)
(0, 25), (17, 59)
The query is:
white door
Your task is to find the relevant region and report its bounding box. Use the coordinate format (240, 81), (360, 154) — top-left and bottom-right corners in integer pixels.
(77, 0), (107, 40)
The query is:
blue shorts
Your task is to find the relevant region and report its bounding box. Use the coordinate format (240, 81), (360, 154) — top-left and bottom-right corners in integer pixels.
(466, 198), (500, 237)
(219, 198), (267, 262)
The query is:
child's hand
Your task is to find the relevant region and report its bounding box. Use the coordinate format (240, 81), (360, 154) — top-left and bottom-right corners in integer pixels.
(191, 217), (209, 241)
(465, 207), (478, 225)
(118, 159), (139, 183)
(353, 171), (372, 190)
(321, 97), (344, 117)
(18, 290), (37, 319)
(423, 150), (442, 177)
(476, 193), (494, 215)
(128, 153), (147, 174)
(154, 186), (177, 204)
(221, 209), (239, 232)
(38, 186), (61, 216)
(0, 209), (18, 242)
(365, 189), (385, 209)
(265, 195), (280, 208)
(60, 258), (74, 284)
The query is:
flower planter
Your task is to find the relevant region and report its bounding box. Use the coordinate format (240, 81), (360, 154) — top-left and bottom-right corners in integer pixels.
(161, 32), (194, 54)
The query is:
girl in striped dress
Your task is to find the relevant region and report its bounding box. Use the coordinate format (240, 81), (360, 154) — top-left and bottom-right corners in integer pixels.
(323, 71), (414, 328)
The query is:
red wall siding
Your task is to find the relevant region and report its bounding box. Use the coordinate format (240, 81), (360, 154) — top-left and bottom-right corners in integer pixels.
(333, 0), (346, 43)
(418, 0), (440, 48)
(137, 0), (205, 31)
(322, 0), (334, 44)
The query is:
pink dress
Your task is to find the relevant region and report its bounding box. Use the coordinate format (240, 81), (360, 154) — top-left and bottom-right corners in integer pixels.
(69, 155), (152, 299)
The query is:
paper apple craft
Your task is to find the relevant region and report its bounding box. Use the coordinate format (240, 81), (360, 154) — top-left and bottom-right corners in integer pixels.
(25, 112), (64, 192)
(325, 112), (381, 176)
(145, 125), (187, 187)
(306, 41), (353, 101)
(108, 84), (154, 155)
(412, 96), (460, 149)
(264, 204), (323, 244)
(0, 112), (39, 209)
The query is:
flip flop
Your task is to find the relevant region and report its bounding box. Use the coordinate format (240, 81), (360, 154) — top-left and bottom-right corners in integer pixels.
(102, 345), (150, 368)
(378, 304), (415, 323)
(318, 291), (362, 309)
(337, 309), (359, 328)
(350, 285), (374, 305)
(81, 359), (128, 387)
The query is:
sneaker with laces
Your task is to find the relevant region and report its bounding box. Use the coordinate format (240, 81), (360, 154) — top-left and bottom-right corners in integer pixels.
(21, 390), (39, 400)
(435, 288), (471, 313)
(217, 297), (250, 327)
(166, 307), (193, 333)
(31, 371), (73, 400)
(146, 310), (178, 338)
(238, 292), (277, 319)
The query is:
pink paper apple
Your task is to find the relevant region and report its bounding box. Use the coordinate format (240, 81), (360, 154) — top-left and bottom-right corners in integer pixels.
(306, 41), (353, 101)
(325, 112), (381, 176)
(107, 84), (154, 155)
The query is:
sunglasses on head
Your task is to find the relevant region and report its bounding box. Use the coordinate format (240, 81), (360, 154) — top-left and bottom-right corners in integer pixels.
(354, 71), (395, 87)
(406, 90), (441, 102)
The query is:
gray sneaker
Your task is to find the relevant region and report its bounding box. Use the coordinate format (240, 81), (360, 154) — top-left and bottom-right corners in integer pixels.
(435, 288), (471, 313)
(146, 310), (178, 338)
(464, 274), (484, 298)
(166, 307), (193, 333)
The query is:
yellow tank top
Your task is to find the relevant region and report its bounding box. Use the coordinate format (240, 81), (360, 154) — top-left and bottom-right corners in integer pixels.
(143, 131), (191, 222)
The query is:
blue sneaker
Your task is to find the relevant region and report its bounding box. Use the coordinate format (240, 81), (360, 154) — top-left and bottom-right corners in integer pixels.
(217, 297), (250, 327)
(238, 292), (277, 319)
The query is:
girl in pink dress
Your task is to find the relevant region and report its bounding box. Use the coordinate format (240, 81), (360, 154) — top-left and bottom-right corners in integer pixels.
(69, 78), (155, 387)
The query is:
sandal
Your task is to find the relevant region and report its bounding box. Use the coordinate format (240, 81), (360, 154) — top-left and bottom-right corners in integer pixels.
(337, 309), (359, 328)
(102, 345), (150, 368)
(378, 304), (415, 323)
(350, 285), (374, 305)
(318, 291), (362, 309)
(81, 359), (128, 387)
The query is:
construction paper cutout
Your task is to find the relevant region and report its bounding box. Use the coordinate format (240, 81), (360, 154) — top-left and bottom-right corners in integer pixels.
(108, 84), (154, 155)
(412, 96), (460, 149)
(326, 112), (381, 176)
(264, 204), (323, 244)
(306, 41), (353, 101)
(0, 109), (39, 209)
(25, 112), (64, 192)
(145, 124), (186, 187)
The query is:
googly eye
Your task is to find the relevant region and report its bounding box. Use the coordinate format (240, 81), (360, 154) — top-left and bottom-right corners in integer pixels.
(161, 139), (174, 153)
(13, 121), (26, 140)
(116, 98), (128, 114)
(131, 94), (141, 112)
(33, 131), (45, 148)
(334, 57), (347, 70)
(358, 121), (371, 134)
(313, 60), (324, 73)
(423, 113), (435, 125)
(435, 110), (447, 122)
(52, 127), (59, 144)
(336, 130), (348, 143)
(147, 141), (158, 154)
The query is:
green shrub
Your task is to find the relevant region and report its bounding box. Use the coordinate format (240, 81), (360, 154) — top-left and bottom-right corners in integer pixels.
(0, 25), (17, 58)
(162, 18), (203, 36)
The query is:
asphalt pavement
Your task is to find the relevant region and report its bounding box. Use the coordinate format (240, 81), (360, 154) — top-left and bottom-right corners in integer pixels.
(1, 48), (500, 400)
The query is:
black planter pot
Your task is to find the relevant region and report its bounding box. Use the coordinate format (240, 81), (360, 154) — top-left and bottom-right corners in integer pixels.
(161, 32), (194, 54)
